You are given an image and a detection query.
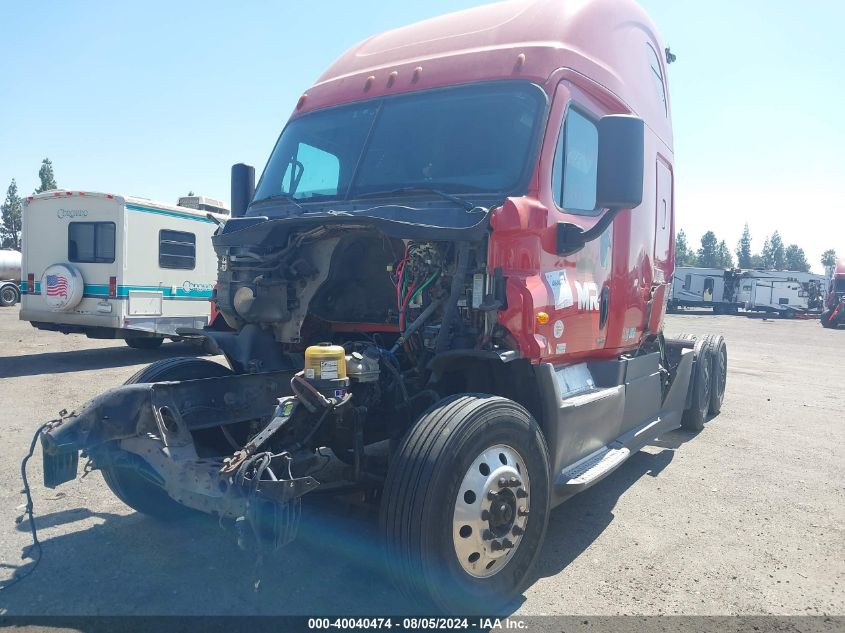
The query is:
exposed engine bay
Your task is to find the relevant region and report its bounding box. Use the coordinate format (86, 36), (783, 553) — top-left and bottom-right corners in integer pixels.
(42, 221), (525, 557)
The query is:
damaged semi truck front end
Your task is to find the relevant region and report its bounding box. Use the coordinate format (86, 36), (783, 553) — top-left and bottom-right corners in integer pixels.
(39, 0), (727, 612)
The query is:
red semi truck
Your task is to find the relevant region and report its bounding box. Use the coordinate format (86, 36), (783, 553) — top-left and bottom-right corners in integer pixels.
(822, 258), (845, 328)
(39, 0), (727, 612)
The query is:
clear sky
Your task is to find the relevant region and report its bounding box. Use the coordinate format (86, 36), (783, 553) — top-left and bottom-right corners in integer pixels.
(2, 0), (842, 272)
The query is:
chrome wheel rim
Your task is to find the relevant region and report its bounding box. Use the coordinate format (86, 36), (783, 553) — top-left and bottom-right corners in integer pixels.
(452, 444), (530, 578)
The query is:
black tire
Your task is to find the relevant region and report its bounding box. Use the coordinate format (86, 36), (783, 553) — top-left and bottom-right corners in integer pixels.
(125, 336), (164, 350)
(100, 357), (233, 520)
(0, 284), (18, 307)
(821, 311), (835, 328)
(380, 395), (551, 614)
(681, 338), (712, 432)
(703, 334), (727, 414)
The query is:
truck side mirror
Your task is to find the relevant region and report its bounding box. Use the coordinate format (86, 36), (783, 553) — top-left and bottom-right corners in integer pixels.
(595, 115), (644, 210)
(554, 115), (645, 256)
(231, 163), (255, 218)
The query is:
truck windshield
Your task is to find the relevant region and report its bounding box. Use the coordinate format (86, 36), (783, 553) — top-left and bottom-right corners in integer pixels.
(253, 82), (545, 205)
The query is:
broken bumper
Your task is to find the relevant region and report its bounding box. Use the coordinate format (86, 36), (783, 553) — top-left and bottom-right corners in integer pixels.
(39, 370), (320, 520)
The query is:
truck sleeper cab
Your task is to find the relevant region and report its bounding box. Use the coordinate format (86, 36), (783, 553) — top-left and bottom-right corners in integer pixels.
(39, 0), (727, 613)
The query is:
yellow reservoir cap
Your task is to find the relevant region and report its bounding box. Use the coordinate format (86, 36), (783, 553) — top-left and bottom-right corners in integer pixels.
(304, 343), (347, 380)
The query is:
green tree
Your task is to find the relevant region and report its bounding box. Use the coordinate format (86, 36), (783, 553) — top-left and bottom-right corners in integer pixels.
(735, 223), (752, 268)
(783, 244), (810, 272)
(674, 229), (697, 267)
(697, 231), (720, 267)
(716, 240), (734, 268)
(761, 231), (785, 270)
(821, 249), (836, 269)
(187, 190), (195, 197)
(1, 179), (23, 250)
(34, 157), (57, 193)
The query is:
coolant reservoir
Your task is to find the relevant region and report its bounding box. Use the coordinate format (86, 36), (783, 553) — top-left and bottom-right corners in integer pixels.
(304, 343), (347, 380)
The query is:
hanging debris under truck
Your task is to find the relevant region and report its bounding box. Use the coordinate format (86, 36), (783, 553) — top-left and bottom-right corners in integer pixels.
(38, 0), (727, 613)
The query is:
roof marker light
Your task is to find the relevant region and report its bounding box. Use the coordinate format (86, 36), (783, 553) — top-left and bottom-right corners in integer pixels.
(364, 75), (375, 91)
(296, 93), (307, 109)
(387, 71), (398, 87)
(412, 66), (423, 83)
(515, 53), (526, 71)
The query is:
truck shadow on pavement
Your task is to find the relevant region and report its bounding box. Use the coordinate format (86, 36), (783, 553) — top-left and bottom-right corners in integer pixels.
(0, 343), (206, 379)
(4, 432), (694, 616)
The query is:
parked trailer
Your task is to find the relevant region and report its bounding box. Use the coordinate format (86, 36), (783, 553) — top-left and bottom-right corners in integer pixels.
(669, 266), (826, 318)
(20, 191), (228, 349)
(737, 270), (827, 318)
(821, 258), (845, 328)
(668, 266), (742, 314)
(38, 0), (728, 613)
(0, 249), (22, 307)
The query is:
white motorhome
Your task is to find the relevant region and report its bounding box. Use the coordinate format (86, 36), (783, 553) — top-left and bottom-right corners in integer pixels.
(20, 190), (227, 348)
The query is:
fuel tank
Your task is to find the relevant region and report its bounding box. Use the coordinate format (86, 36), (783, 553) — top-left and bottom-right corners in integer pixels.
(0, 250), (21, 281)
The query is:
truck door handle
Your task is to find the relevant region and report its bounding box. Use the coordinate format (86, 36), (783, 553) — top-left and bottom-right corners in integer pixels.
(599, 286), (610, 330)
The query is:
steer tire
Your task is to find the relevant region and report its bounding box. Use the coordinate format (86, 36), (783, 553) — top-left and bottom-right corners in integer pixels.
(703, 334), (727, 414)
(100, 357), (233, 521)
(125, 337), (165, 350)
(380, 394), (551, 614)
(681, 338), (712, 432)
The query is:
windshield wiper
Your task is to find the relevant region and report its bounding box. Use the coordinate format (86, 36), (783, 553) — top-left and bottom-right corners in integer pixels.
(251, 193), (306, 215)
(356, 187), (477, 211)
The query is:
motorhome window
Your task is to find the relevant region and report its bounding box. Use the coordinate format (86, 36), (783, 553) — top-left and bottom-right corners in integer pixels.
(253, 82), (545, 204)
(646, 44), (667, 116)
(68, 222), (115, 263)
(552, 107), (599, 214)
(159, 230), (196, 270)
(836, 279), (845, 292)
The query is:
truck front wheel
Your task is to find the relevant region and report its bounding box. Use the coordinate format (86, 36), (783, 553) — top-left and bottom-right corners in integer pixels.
(380, 395), (550, 613)
(100, 357), (233, 520)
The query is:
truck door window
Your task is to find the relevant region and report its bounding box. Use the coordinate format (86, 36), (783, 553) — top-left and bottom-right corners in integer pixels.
(684, 274), (692, 290)
(552, 107), (599, 214)
(159, 230), (196, 270)
(646, 44), (668, 116)
(68, 222), (115, 263)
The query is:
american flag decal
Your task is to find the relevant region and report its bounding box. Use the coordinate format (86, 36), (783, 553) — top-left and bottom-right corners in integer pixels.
(46, 274), (68, 298)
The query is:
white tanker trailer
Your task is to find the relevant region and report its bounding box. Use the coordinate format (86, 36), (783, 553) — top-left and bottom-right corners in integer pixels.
(1, 249), (22, 307)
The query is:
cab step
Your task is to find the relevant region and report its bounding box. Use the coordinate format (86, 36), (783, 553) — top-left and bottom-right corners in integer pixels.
(558, 445), (631, 491)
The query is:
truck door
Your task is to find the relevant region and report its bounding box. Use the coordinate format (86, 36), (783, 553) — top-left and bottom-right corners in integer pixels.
(530, 82), (613, 358)
(654, 159), (672, 277)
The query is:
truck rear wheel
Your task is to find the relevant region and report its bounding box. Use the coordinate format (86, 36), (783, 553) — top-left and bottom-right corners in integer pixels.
(100, 357), (233, 520)
(125, 337), (164, 350)
(380, 395), (550, 613)
(681, 338), (712, 432)
(705, 334), (727, 414)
